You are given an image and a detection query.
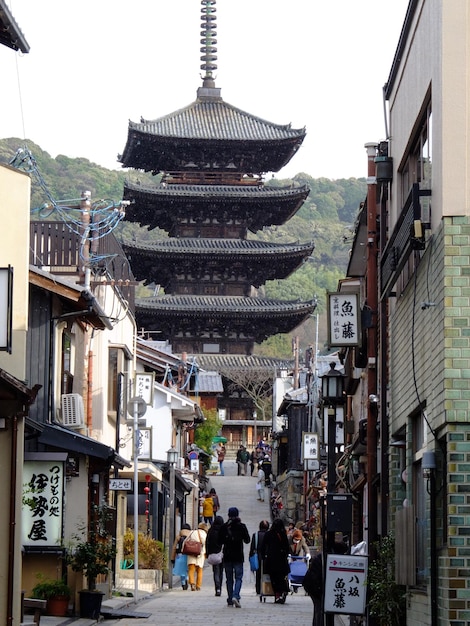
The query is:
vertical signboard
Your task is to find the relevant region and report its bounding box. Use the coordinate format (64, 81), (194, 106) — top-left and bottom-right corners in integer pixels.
(324, 554), (368, 615)
(22, 459), (64, 547)
(327, 292), (361, 347)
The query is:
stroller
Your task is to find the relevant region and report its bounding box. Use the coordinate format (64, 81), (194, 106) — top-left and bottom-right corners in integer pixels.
(288, 555), (310, 594)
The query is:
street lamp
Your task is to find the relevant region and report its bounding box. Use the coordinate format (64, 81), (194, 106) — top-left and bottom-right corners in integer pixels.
(166, 446), (178, 590)
(253, 409), (257, 447)
(320, 362), (345, 626)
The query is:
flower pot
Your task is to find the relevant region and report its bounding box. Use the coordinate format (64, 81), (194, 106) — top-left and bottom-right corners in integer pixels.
(78, 590), (104, 619)
(46, 595), (69, 617)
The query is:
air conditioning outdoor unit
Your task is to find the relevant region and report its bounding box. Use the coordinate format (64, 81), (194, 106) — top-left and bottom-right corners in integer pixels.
(61, 393), (85, 428)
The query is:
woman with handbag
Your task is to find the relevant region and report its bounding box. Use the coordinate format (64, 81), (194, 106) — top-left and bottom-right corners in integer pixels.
(184, 522), (207, 591)
(171, 523), (191, 590)
(250, 519), (270, 594)
(262, 517), (290, 603)
(205, 515), (225, 596)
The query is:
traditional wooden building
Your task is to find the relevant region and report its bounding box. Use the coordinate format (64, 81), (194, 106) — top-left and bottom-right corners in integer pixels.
(119, 1), (315, 358)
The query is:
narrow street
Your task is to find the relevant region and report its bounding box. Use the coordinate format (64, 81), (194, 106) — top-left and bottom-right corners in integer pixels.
(40, 460), (349, 626)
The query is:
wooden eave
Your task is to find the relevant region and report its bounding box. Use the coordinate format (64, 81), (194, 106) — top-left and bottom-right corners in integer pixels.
(29, 267), (112, 330)
(119, 97), (306, 174)
(0, 0), (29, 52)
(122, 182), (309, 233)
(121, 238), (314, 287)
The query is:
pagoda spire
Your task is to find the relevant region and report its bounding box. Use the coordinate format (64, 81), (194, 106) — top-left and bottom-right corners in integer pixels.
(200, 0), (218, 89)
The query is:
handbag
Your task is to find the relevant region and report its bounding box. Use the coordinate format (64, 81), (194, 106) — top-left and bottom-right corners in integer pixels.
(182, 531), (202, 556)
(249, 532), (259, 571)
(207, 550), (223, 565)
(249, 553), (259, 571)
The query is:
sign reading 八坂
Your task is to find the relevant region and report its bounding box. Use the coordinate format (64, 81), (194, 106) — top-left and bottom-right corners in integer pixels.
(324, 554), (367, 615)
(327, 292), (361, 347)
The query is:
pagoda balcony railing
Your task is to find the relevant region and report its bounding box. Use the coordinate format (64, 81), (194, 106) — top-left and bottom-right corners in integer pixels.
(162, 171), (264, 186)
(29, 221), (135, 311)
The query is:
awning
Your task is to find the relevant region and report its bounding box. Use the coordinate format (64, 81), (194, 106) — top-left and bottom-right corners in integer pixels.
(30, 420), (131, 469)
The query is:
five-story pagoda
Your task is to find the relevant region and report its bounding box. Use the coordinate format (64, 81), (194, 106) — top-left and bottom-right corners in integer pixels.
(119, 0), (316, 355)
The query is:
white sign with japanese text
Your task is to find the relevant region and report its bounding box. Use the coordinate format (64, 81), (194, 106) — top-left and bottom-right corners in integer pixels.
(135, 372), (154, 405)
(134, 428), (151, 460)
(109, 478), (132, 490)
(302, 432), (319, 460)
(22, 460), (64, 548)
(327, 292), (361, 347)
(324, 554), (368, 615)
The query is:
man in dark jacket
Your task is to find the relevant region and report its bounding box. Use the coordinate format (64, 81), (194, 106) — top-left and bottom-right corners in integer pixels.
(219, 507), (250, 608)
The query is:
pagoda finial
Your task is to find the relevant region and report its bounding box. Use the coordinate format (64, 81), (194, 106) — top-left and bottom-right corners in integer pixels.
(200, 0), (217, 89)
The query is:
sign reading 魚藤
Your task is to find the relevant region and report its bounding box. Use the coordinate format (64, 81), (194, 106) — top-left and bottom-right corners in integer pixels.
(22, 460), (64, 547)
(327, 292), (361, 347)
(324, 554), (367, 615)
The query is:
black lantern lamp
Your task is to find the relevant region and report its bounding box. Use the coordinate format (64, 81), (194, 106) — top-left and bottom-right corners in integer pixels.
(321, 362), (345, 404)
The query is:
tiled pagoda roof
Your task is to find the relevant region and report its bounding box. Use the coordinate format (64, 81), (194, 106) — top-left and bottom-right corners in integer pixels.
(119, 96), (306, 174)
(122, 182), (310, 232)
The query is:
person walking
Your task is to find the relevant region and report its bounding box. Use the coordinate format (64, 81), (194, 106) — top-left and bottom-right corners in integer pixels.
(171, 523), (191, 590)
(262, 517), (290, 603)
(303, 551), (323, 626)
(236, 445), (249, 475)
(289, 528), (310, 557)
(202, 492), (214, 525)
(219, 506), (250, 608)
(206, 515), (225, 596)
(256, 464), (266, 502)
(210, 487), (220, 515)
(186, 523), (207, 591)
(250, 519), (270, 595)
(249, 449), (257, 475)
(261, 454), (272, 486)
(216, 443), (226, 476)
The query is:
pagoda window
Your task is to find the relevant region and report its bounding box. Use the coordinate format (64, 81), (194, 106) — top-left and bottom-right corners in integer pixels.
(203, 286), (219, 295)
(203, 343), (220, 353)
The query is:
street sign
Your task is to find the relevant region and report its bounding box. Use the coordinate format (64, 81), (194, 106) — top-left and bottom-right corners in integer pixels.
(127, 396), (147, 418)
(324, 554), (368, 615)
(109, 478), (132, 491)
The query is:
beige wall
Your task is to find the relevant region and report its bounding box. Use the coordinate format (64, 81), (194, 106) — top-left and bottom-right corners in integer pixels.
(0, 164), (30, 625)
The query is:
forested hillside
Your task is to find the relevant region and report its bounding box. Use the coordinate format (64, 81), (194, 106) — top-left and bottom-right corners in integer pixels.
(0, 138), (366, 357)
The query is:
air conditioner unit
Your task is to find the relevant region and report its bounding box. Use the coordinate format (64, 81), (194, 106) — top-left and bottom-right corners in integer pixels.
(61, 393), (85, 428)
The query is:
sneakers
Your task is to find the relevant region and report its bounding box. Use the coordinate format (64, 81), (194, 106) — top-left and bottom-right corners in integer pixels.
(215, 590), (221, 596)
(232, 598), (241, 608)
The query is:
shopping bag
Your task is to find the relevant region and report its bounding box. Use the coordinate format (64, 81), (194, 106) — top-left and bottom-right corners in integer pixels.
(249, 553), (259, 571)
(173, 553), (188, 576)
(261, 573), (274, 595)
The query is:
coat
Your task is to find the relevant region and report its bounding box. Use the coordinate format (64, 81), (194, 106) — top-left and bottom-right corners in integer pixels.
(262, 526), (290, 577)
(219, 517), (250, 562)
(186, 529), (207, 568)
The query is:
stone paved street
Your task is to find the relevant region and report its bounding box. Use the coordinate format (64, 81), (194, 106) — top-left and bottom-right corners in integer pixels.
(38, 460), (350, 626)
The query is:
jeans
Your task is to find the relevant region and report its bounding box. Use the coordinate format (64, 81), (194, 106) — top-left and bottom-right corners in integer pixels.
(224, 561), (244, 602)
(219, 461), (224, 476)
(212, 562), (224, 592)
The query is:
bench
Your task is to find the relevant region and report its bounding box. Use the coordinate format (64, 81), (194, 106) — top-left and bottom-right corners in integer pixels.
(22, 597), (47, 625)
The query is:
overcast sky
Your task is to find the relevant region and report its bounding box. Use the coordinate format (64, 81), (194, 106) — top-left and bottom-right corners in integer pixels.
(2, 0), (409, 180)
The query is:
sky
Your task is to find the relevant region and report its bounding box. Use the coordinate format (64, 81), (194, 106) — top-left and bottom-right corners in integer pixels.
(1, 0), (410, 181)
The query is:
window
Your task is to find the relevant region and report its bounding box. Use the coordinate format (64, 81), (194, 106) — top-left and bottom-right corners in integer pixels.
(60, 331), (73, 395)
(108, 347), (130, 420)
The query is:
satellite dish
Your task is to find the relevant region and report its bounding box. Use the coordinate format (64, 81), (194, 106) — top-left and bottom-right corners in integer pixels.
(127, 396), (147, 418)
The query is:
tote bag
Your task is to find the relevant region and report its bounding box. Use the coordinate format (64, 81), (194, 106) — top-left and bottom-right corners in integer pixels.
(207, 550), (223, 565)
(249, 532), (260, 571)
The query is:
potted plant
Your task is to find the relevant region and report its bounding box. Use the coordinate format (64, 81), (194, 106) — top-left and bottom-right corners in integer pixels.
(119, 529), (165, 592)
(66, 505), (117, 619)
(31, 576), (70, 617)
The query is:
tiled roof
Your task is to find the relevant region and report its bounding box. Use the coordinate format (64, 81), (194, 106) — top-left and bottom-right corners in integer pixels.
(136, 295), (316, 315)
(196, 371), (224, 393)
(122, 182), (309, 232)
(124, 181), (309, 201)
(196, 354), (293, 372)
(0, 0), (29, 52)
(128, 99), (305, 143)
(122, 237), (314, 256)
(119, 96), (306, 173)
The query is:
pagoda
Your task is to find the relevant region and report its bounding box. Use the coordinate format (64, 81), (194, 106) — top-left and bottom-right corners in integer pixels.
(119, 0), (316, 356)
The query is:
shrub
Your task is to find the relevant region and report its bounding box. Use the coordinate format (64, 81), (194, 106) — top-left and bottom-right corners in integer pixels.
(123, 529), (165, 569)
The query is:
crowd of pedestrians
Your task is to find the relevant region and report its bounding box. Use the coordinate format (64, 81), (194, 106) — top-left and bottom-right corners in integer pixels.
(168, 446), (332, 625)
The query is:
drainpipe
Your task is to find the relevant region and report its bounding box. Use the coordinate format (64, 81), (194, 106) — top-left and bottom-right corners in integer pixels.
(365, 143), (378, 549)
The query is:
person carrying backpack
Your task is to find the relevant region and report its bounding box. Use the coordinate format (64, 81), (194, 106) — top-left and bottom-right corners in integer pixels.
(219, 507), (251, 608)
